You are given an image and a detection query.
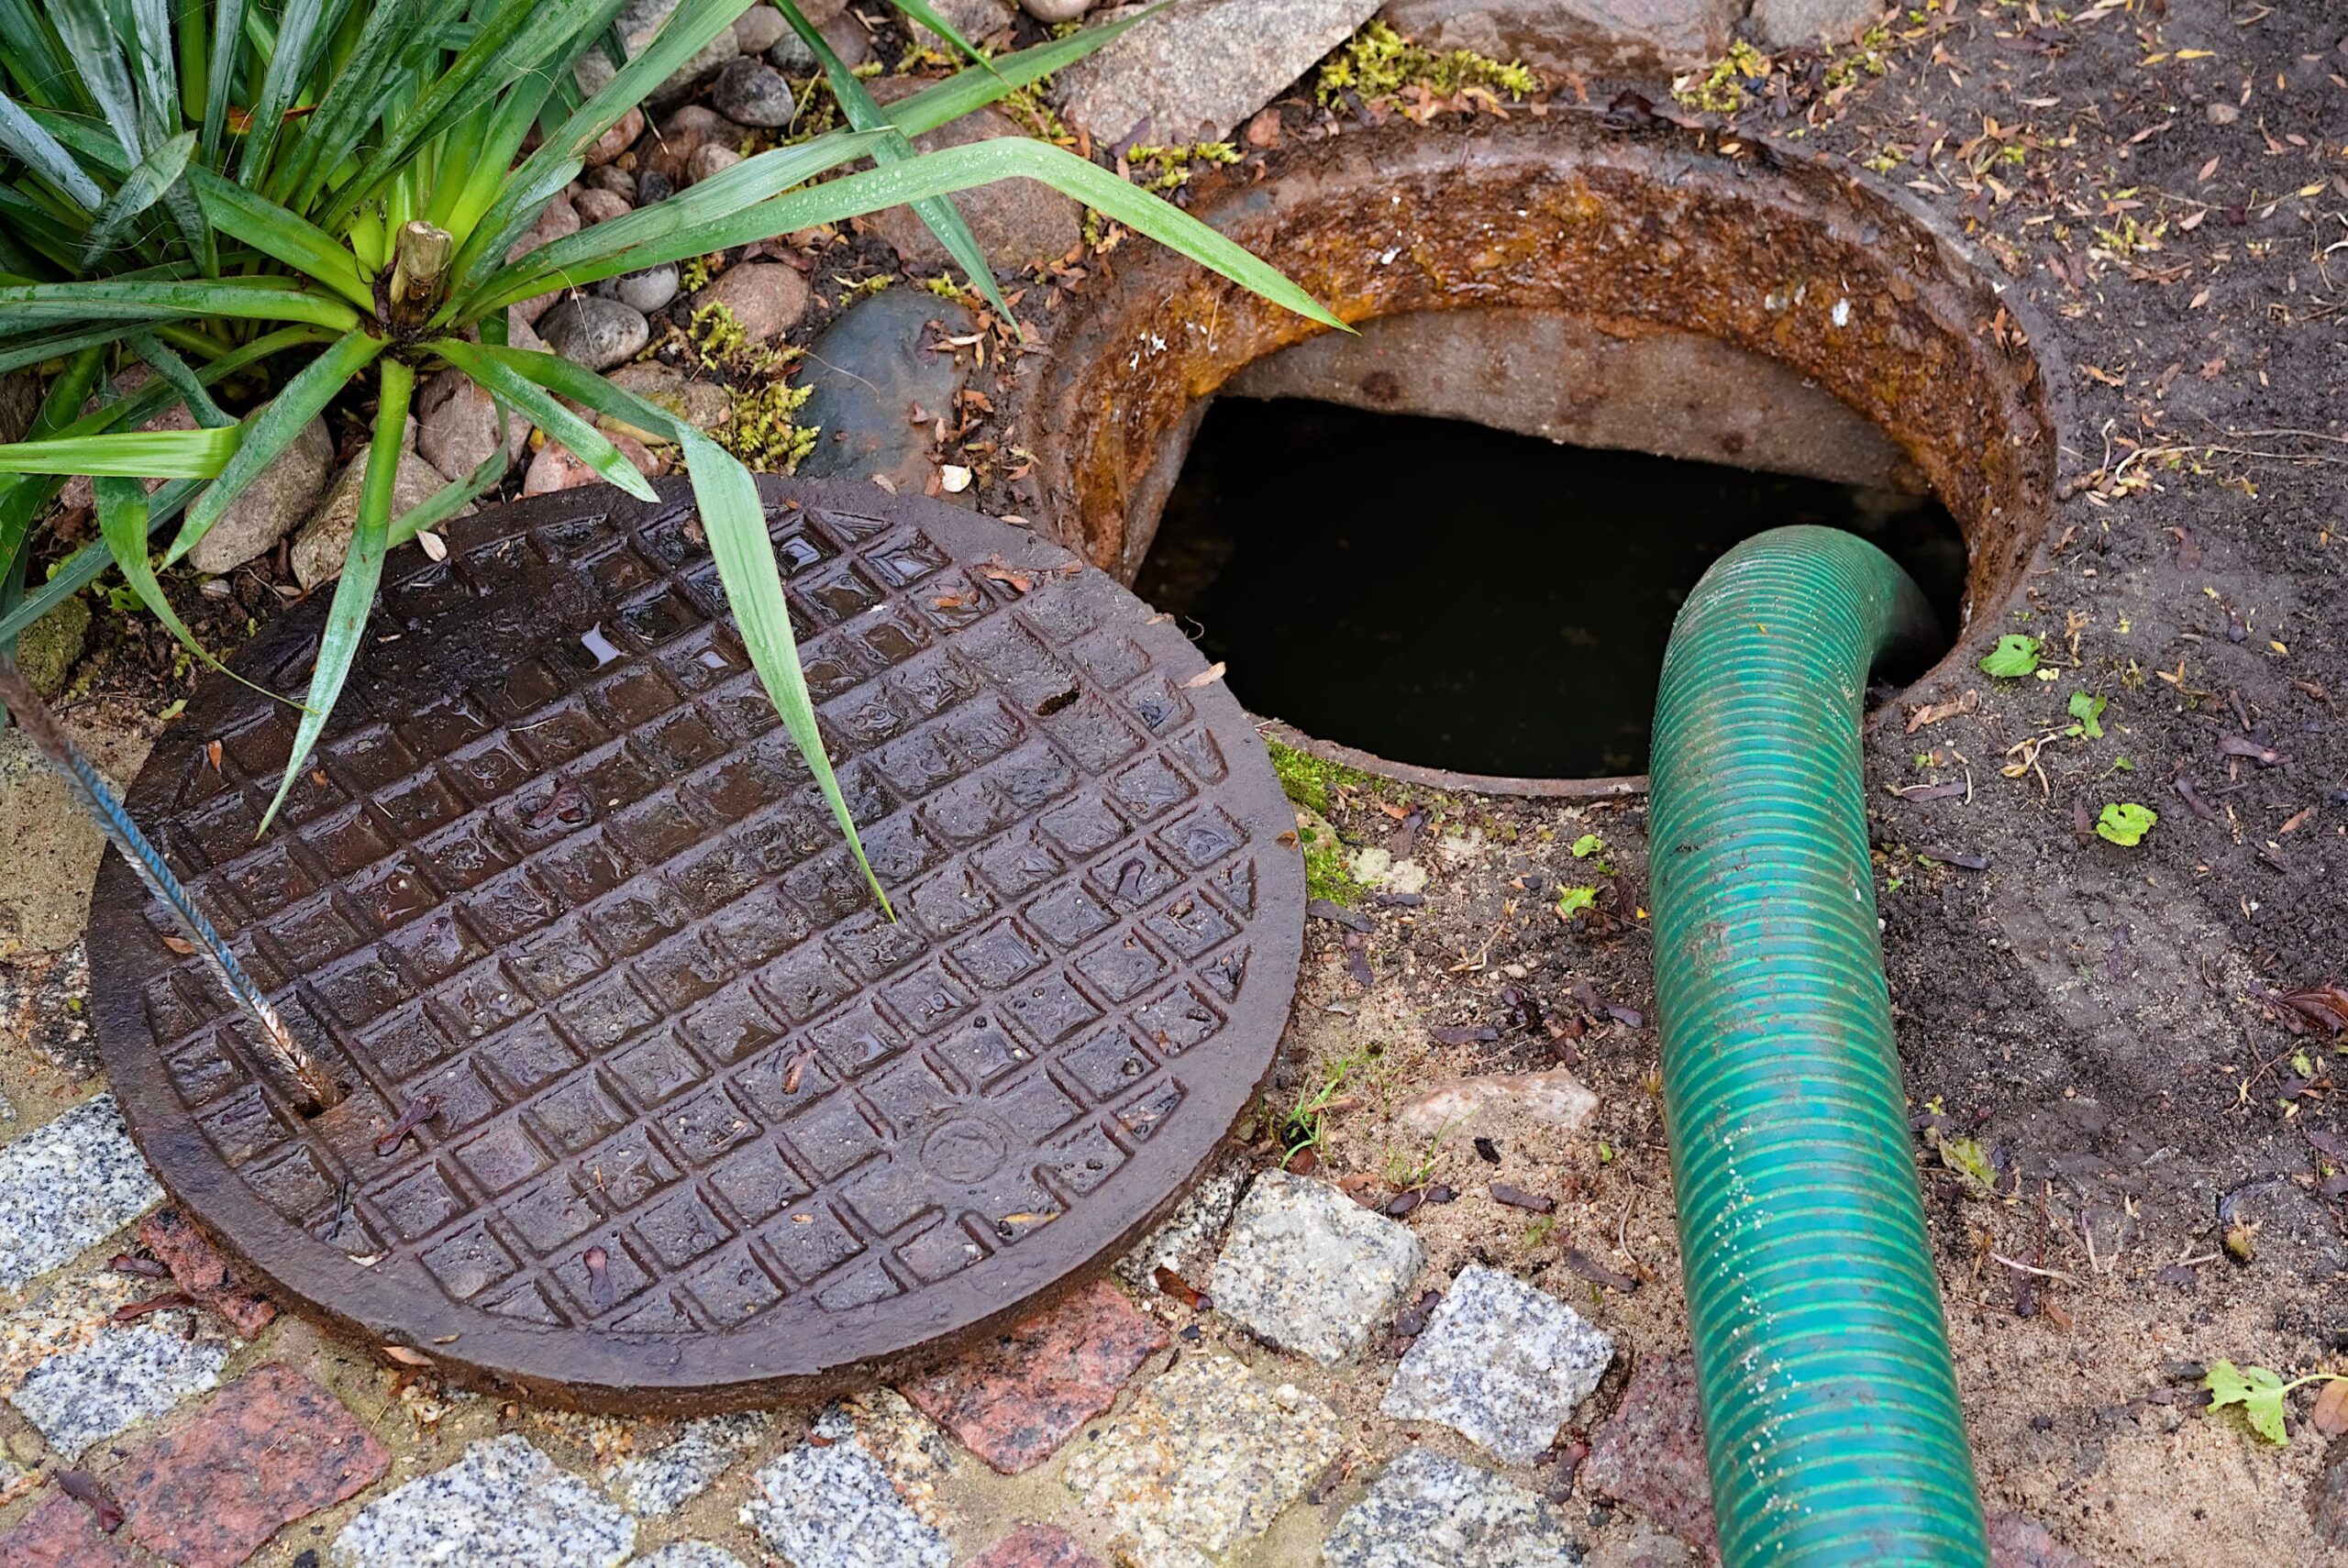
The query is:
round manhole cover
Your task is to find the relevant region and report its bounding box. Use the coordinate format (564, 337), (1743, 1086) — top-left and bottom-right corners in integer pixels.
(88, 477), (1302, 1409)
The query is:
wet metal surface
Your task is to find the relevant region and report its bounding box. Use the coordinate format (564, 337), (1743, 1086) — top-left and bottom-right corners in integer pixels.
(87, 478), (1303, 1410)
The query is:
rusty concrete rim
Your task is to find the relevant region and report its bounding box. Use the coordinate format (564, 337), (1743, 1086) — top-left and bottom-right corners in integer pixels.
(88, 477), (1304, 1410)
(1257, 718), (1647, 801)
(1012, 113), (2077, 797)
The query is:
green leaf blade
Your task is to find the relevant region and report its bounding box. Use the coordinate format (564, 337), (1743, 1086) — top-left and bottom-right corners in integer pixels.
(164, 328), (384, 568)
(431, 338), (658, 502)
(680, 425), (892, 917)
(262, 358), (417, 833)
(0, 426), (240, 478)
(461, 340), (892, 915)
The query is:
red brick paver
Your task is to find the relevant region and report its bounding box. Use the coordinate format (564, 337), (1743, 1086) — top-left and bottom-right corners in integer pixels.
(99, 1363), (388, 1568)
(0, 1493), (138, 1568)
(965, 1522), (1106, 1568)
(136, 1209), (278, 1340)
(1582, 1350), (1717, 1556)
(901, 1280), (1168, 1474)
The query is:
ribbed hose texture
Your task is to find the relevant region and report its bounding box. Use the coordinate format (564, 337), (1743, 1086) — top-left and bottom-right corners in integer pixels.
(1647, 526), (1988, 1567)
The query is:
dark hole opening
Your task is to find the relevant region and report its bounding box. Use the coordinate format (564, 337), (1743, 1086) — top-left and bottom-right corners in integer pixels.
(1135, 399), (1967, 778)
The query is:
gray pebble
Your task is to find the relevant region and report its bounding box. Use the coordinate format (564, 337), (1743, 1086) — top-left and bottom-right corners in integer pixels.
(711, 58), (796, 128)
(536, 296), (651, 371)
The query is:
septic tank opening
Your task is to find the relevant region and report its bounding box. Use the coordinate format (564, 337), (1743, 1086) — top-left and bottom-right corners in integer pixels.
(1013, 116), (2065, 790)
(1136, 398), (1965, 779)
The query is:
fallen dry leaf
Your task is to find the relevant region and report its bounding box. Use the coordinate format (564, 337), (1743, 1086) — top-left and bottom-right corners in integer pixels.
(2313, 1377), (2348, 1435)
(1906, 691), (1981, 733)
(2281, 986), (2348, 1034)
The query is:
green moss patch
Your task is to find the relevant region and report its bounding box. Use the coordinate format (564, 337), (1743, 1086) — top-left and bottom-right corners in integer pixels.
(1268, 737), (1375, 817)
(1315, 20), (1537, 107)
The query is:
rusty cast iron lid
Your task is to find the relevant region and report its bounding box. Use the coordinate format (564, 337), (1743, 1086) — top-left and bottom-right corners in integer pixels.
(88, 477), (1302, 1409)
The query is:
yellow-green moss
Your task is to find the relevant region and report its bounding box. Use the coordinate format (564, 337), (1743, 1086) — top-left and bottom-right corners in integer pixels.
(1295, 809), (1367, 907)
(716, 379), (818, 472)
(688, 300), (753, 363)
(1674, 39), (1770, 113)
(1314, 20), (1537, 107)
(678, 252), (723, 293)
(1122, 141), (1242, 193)
(1268, 737), (1377, 817)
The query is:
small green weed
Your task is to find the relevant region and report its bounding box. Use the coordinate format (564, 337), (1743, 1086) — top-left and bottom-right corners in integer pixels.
(1979, 634), (2041, 679)
(2066, 691), (2107, 739)
(2095, 802), (2155, 846)
(2204, 1361), (2348, 1445)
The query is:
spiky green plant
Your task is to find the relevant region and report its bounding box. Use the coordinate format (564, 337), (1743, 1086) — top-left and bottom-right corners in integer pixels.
(0, 0), (1336, 907)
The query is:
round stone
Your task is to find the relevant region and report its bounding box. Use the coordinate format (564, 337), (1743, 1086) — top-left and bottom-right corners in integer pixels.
(574, 188), (633, 226)
(692, 262), (808, 342)
(536, 296), (652, 371)
(711, 58), (796, 128)
(88, 478), (1303, 1409)
(612, 264), (681, 315)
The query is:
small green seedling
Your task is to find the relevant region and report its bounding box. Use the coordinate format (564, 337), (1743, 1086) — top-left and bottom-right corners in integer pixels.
(1979, 635), (2041, 678)
(2067, 691), (2107, 739)
(1935, 1134), (1999, 1193)
(2096, 802), (2156, 846)
(2204, 1360), (2348, 1446)
(1569, 832), (1616, 875)
(1556, 886), (1598, 920)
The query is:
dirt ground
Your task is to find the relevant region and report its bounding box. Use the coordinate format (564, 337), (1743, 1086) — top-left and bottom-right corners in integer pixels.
(3, 2), (2345, 1565)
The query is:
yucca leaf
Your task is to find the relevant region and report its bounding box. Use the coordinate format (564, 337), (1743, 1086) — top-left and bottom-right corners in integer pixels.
(235, 0), (330, 186)
(885, 8), (1151, 137)
(0, 426), (239, 478)
(17, 101), (128, 177)
(0, 276), (363, 330)
(782, 3), (1012, 324)
(433, 65), (562, 240)
(0, 324), (152, 377)
(0, 93), (105, 211)
(885, 0), (1000, 74)
(0, 0), (82, 107)
(78, 129), (196, 268)
(679, 425), (892, 912)
(431, 337), (659, 502)
(126, 329), (233, 429)
(261, 357), (415, 832)
(324, 0), (626, 230)
(446, 0), (754, 295)
(94, 473), (261, 688)
(525, 0), (755, 177)
(463, 341), (891, 912)
(271, 0), (415, 207)
(0, 348), (105, 642)
(162, 327), (383, 568)
(160, 174), (216, 278)
(455, 128), (884, 316)
(46, 0), (143, 163)
(188, 168), (374, 309)
(199, 0), (246, 160)
(124, 0), (178, 152)
(481, 138), (1342, 333)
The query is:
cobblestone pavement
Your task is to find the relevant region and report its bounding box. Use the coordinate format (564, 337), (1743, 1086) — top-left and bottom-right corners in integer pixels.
(0, 1053), (1639, 1567)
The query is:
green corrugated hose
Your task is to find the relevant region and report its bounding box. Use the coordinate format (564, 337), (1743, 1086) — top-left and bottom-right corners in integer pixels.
(1647, 525), (1988, 1567)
